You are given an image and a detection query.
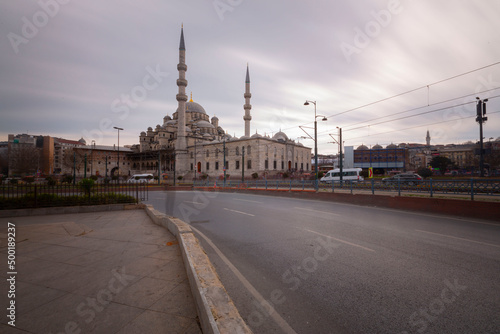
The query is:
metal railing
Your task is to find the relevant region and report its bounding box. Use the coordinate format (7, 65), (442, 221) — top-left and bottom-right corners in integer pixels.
(0, 182), (148, 210)
(193, 179), (500, 200)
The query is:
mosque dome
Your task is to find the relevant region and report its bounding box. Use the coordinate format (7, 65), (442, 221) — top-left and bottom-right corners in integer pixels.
(240, 136), (250, 140)
(211, 116), (219, 121)
(140, 131), (146, 136)
(196, 120), (215, 128)
(296, 142), (304, 147)
(78, 137), (86, 145)
(372, 144), (383, 149)
(357, 144), (369, 150)
(273, 131), (289, 142)
(386, 143), (397, 149)
(164, 120), (177, 126)
(251, 132), (262, 139)
(147, 127), (153, 131)
(185, 101), (206, 114)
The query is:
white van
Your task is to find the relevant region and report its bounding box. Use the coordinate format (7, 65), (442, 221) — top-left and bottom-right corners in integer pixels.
(320, 168), (364, 183)
(127, 174), (155, 184)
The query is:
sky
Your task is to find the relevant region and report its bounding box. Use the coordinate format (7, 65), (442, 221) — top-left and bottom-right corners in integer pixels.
(1, 0), (500, 155)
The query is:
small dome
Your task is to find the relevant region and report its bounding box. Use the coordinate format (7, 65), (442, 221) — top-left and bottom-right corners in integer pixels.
(211, 115), (219, 121)
(251, 133), (262, 139)
(357, 144), (369, 150)
(372, 144), (383, 149)
(240, 136), (250, 140)
(78, 137), (86, 145)
(147, 127), (153, 131)
(196, 120), (215, 128)
(140, 131), (146, 136)
(185, 126), (192, 132)
(273, 131), (289, 142)
(296, 142), (304, 147)
(185, 101), (207, 114)
(387, 143), (397, 149)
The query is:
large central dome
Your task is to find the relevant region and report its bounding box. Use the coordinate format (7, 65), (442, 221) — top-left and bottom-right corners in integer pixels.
(185, 101), (206, 114)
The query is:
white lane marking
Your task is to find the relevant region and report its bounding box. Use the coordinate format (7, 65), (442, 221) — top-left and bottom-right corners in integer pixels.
(294, 207), (340, 216)
(223, 208), (255, 216)
(190, 225), (298, 334)
(234, 198), (263, 204)
(184, 201), (206, 205)
(415, 229), (500, 248)
(302, 228), (376, 252)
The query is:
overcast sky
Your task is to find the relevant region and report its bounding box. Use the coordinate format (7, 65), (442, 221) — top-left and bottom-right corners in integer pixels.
(1, 0), (500, 154)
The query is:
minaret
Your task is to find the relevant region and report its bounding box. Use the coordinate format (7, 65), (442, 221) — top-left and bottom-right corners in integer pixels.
(426, 130), (431, 146)
(175, 25), (189, 172)
(243, 64), (252, 137)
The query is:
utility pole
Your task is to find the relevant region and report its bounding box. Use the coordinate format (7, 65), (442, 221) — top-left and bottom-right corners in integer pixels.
(476, 97), (488, 177)
(338, 127), (343, 182)
(223, 138), (227, 186)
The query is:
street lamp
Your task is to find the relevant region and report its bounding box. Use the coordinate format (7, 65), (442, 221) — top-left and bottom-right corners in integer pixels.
(304, 100), (327, 190)
(113, 126), (123, 181)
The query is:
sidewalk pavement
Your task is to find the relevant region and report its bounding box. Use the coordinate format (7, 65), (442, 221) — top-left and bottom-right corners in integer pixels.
(0, 209), (201, 333)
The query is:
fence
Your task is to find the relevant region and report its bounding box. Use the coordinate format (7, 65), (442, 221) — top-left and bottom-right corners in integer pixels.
(0, 182), (148, 210)
(193, 179), (500, 200)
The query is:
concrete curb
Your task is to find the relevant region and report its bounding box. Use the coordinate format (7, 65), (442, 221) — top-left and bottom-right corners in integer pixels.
(0, 203), (144, 218)
(144, 205), (252, 334)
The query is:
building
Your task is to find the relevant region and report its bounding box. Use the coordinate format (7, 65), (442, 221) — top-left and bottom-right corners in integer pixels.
(132, 26), (311, 180)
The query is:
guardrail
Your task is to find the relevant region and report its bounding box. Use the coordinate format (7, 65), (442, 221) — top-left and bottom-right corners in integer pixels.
(0, 183), (148, 210)
(193, 179), (500, 200)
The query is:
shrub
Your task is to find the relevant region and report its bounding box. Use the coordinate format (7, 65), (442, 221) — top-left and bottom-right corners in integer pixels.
(78, 178), (95, 196)
(62, 175), (74, 184)
(282, 172), (289, 178)
(45, 176), (56, 186)
(360, 170), (369, 178)
(318, 171), (324, 179)
(103, 177), (111, 184)
(177, 176), (183, 181)
(9, 179), (18, 185)
(90, 175), (98, 181)
(251, 172), (259, 179)
(417, 167), (433, 178)
(200, 173), (208, 180)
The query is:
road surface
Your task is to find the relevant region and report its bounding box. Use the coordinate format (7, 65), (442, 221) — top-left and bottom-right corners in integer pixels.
(146, 190), (500, 334)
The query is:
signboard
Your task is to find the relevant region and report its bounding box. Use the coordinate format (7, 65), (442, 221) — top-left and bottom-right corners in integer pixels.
(369, 167), (373, 178)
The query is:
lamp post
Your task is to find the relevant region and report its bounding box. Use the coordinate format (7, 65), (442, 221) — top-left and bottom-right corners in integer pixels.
(113, 127), (123, 182)
(304, 100), (327, 190)
(91, 140), (95, 176)
(476, 97), (488, 177)
(223, 137), (227, 186)
(337, 127), (343, 182)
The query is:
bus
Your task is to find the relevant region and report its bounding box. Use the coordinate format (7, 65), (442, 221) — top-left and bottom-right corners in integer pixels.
(127, 173), (155, 184)
(320, 168), (364, 183)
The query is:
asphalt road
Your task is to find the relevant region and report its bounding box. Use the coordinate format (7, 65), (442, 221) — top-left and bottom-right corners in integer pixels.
(145, 191), (500, 334)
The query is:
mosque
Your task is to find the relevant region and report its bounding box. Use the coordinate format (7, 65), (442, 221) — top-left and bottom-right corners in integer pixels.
(130, 27), (311, 180)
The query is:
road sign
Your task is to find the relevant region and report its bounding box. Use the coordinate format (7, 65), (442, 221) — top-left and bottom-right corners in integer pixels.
(369, 167), (373, 178)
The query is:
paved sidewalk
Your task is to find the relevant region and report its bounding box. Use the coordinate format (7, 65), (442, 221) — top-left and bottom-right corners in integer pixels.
(0, 209), (201, 333)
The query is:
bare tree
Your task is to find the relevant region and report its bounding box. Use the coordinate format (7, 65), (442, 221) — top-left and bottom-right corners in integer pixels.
(9, 144), (41, 176)
(62, 148), (86, 175)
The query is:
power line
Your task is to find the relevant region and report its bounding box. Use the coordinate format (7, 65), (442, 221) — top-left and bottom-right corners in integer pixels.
(345, 110), (500, 143)
(279, 60), (500, 133)
(342, 86), (500, 130)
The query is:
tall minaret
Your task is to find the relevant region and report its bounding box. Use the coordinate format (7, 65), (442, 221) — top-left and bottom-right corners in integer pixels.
(426, 130), (431, 146)
(175, 25), (188, 172)
(243, 64), (252, 137)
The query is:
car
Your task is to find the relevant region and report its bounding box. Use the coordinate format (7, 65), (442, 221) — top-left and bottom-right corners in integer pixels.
(127, 174), (155, 184)
(381, 173), (423, 185)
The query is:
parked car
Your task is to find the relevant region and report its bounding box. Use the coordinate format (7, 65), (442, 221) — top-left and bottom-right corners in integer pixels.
(381, 173), (423, 185)
(127, 174), (155, 184)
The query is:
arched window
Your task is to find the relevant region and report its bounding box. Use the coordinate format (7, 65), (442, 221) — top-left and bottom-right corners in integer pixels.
(236, 147), (240, 156)
(247, 145), (251, 154)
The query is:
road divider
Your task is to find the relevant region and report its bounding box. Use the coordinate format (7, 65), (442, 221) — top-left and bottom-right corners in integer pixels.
(144, 204), (252, 334)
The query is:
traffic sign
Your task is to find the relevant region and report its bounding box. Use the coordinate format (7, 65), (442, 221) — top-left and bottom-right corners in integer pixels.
(369, 167), (373, 178)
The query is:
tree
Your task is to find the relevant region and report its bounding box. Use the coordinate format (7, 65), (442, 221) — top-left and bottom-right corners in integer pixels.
(9, 144), (41, 176)
(62, 149), (86, 175)
(417, 167), (433, 178)
(429, 156), (453, 175)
